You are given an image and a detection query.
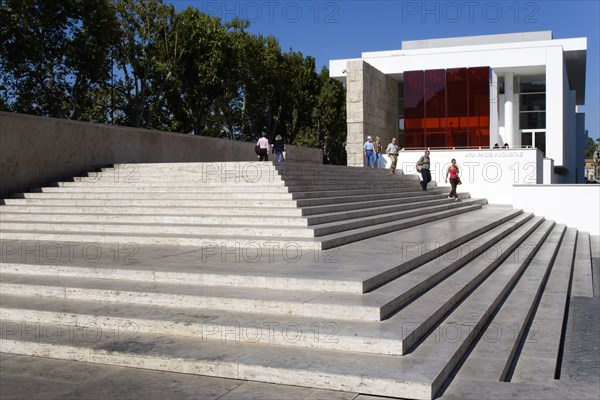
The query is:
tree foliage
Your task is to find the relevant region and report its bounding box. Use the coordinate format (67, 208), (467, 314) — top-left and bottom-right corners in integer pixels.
(1, 0), (117, 120)
(585, 137), (600, 159)
(0, 0), (348, 164)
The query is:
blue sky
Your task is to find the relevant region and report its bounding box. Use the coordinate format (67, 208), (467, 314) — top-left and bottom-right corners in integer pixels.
(169, 0), (600, 141)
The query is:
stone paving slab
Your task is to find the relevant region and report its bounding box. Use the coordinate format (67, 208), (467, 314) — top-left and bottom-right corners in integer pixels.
(2, 353), (359, 400)
(440, 378), (600, 400)
(2, 351), (598, 400)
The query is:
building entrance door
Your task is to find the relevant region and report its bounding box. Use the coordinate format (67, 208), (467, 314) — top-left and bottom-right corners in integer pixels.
(521, 130), (546, 155)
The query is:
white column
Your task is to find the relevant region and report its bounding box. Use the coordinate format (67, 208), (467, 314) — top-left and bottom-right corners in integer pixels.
(545, 47), (565, 166)
(504, 72), (514, 147)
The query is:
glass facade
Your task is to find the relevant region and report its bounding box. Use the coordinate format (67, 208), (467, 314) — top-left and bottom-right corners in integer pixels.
(518, 75), (546, 130)
(403, 67), (490, 148)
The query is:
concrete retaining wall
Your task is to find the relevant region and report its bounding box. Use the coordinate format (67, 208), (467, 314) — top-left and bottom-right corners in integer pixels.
(513, 184), (600, 235)
(0, 112), (322, 196)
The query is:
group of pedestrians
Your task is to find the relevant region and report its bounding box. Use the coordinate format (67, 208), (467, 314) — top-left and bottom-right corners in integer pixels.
(416, 150), (461, 201)
(255, 132), (285, 162)
(364, 135), (461, 200)
(363, 135), (401, 174)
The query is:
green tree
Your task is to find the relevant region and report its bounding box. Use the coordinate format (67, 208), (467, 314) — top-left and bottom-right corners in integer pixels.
(279, 52), (320, 145)
(314, 67), (347, 164)
(585, 136), (599, 159)
(291, 66), (347, 164)
(1, 2), (349, 162)
(111, 0), (181, 128)
(0, 0), (116, 120)
(215, 18), (260, 140)
(164, 7), (227, 135)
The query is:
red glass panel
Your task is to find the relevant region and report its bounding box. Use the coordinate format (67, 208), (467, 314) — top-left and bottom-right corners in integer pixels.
(446, 68), (468, 118)
(404, 70), (424, 148)
(468, 67), (490, 147)
(424, 69), (446, 146)
(424, 69), (446, 118)
(402, 67), (490, 148)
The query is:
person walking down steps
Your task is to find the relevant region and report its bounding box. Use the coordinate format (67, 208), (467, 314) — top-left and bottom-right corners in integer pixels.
(386, 137), (400, 174)
(364, 136), (375, 168)
(374, 136), (383, 168)
(445, 158), (461, 201)
(416, 150), (431, 191)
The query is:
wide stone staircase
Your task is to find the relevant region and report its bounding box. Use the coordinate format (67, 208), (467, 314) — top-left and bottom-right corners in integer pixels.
(0, 162), (484, 249)
(0, 162), (596, 399)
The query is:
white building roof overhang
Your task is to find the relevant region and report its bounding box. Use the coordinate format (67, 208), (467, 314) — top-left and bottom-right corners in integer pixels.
(330, 37), (587, 105)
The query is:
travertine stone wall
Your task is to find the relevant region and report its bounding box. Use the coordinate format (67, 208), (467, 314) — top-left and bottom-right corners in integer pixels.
(0, 112), (322, 196)
(345, 60), (399, 167)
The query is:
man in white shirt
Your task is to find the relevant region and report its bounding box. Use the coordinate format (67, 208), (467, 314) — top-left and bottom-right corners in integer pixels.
(256, 132), (270, 161)
(386, 137), (400, 174)
(363, 136), (375, 168)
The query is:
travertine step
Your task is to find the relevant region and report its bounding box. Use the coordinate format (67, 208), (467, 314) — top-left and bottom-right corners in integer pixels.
(334, 214), (539, 317)
(0, 208), (524, 295)
(35, 183), (288, 192)
(0, 212), (310, 226)
(296, 192), (458, 213)
(51, 182), (428, 193)
(0, 231), (318, 249)
(0, 216), (541, 324)
(316, 202), (485, 249)
(73, 173), (413, 183)
(2, 198), (297, 207)
(0, 205), (303, 216)
(1, 201), (486, 250)
(0, 320), (437, 399)
(0, 221), (316, 237)
(3, 160), (591, 400)
(310, 199), (485, 236)
(453, 224), (568, 382)
(21, 186), (443, 201)
(291, 187), (448, 201)
(403, 218), (555, 397)
(510, 227), (579, 383)
(0, 294), (407, 355)
(0, 196), (466, 227)
(0, 220), (555, 400)
(381, 218), (552, 353)
(571, 232), (594, 298)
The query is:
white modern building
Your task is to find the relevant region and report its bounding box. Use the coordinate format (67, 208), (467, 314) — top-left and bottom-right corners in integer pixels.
(329, 31), (588, 186)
